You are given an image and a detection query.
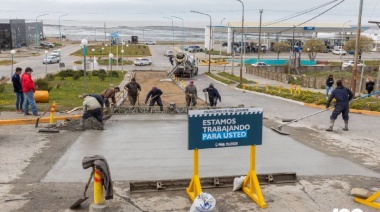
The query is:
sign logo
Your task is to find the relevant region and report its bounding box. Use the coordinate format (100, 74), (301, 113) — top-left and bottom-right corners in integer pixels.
(188, 108), (263, 150)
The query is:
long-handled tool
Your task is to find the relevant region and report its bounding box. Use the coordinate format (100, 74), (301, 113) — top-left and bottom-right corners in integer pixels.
(69, 171), (94, 209)
(204, 92), (208, 105)
(35, 104), (53, 128)
(272, 90), (380, 135)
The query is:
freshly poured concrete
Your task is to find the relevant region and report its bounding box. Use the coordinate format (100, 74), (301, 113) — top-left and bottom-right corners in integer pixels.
(43, 115), (379, 182)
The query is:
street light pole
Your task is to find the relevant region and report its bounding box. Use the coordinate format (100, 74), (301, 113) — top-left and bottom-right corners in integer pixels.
(191, 10), (212, 73)
(236, 0), (245, 86)
(81, 39), (88, 94)
(59, 14), (68, 45)
(35, 13), (48, 47)
(109, 53), (114, 86)
(44, 50), (48, 76)
(126, 44), (129, 63)
(172, 16), (184, 51)
(121, 49), (124, 72)
(351, 0), (363, 94)
(10, 50), (15, 78)
(220, 18), (226, 59)
(163, 17), (174, 47)
(340, 20), (351, 60)
(92, 48), (95, 70)
(258, 9), (263, 63)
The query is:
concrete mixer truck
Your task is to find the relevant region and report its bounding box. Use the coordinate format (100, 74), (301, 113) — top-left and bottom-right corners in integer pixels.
(169, 52), (199, 78)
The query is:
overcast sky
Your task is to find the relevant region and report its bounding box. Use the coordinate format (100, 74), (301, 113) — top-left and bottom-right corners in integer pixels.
(0, 0), (379, 27)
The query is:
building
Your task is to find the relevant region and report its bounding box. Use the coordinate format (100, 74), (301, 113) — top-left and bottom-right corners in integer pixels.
(0, 19), (44, 49)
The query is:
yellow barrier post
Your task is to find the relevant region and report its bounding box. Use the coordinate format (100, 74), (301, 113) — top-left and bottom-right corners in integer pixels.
(265, 83), (268, 91)
(290, 85), (293, 94)
(298, 85), (301, 95)
(94, 167), (104, 205)
(49, 101), (56, 124)
(186, 149), (202, 201)
(242, 146), (267, 208)
(243, 84), (246, 93)
(256, 82), (259, 89)
(354, 190), (380, 209)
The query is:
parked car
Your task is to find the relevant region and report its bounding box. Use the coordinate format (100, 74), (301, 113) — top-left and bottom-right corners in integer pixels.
(332, 49), (347, 55)
(43, 56), (60, 64)
(164, 50), (174, 57)
(252, 62), (270, 67)
(134, 58), (152, 66)
(342, 61), (365, 68)
(188, 46), (203, 53)
(41, 42), (55, 48)
(50, 50), (61, 57)
(145, 41), (156, 45)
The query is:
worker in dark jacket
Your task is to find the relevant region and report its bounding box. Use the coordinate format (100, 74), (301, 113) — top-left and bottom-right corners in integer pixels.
(365, 79), (375, 95)
(325, 74), (334, 98)
(12, 67), (24, 113)
(326, 80), (354, 131)
(145, 87), (163, 111)
(101, 87), (120, 114)
(202, 83), (221, 107)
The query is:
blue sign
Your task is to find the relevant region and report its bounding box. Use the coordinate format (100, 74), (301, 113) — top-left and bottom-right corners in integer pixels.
(303, 26), (315, 31)
(110, 32), (119, 37)
(188, 108), (263, 150)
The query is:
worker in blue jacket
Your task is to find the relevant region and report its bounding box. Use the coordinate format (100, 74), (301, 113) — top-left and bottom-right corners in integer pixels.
(203, 83), (221, 107)
(326, 80), (354, 131)
(145, 87), (163, 111)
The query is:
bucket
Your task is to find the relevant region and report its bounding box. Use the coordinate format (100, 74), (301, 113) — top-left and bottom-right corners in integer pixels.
(34, 90), (49, 103)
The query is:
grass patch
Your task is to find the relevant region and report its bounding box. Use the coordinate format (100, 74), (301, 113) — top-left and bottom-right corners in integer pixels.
(217, 72), (255, 84)
(205, 72), (234, 85)
(0, 60), (16, 66)
(0, 70), (124, 111)
(96, 59), (134, 65)
(71, 44), (151, 57)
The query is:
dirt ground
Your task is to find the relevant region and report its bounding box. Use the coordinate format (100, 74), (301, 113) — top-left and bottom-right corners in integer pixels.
(122, 71), (204, 107)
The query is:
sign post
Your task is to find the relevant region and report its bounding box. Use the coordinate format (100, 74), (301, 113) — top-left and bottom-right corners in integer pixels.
(187, 108), (266, 208)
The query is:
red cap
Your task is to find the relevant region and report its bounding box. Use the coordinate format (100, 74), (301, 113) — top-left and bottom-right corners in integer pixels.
(189, 80), (194, 83)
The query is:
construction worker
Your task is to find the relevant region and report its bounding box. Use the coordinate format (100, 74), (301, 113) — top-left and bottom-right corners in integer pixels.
(202, 83), (221, 107)
(326, 80), (354, 131)
(124, 78), (142, 106)
(145, 87), (163, 111)
(77, 94), (104, 130)
(101, 87), (120, 114)
(169, 55), (174, 66)
(185, 80), (198, 106)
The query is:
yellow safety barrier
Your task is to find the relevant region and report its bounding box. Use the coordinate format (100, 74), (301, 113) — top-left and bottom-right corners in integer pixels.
(94, 167), (104, 205)
(354, 190), (380, 209)
(297, 85), (301, 95)
(243, 84), (246, 93)
(278, 85), (282, 93)
(290, 85), (293, 94)
(265, 83), (268, 91)
(50, 101), (56, 124)
(256, 82), (258, 89)
(34, 90), (49, 103)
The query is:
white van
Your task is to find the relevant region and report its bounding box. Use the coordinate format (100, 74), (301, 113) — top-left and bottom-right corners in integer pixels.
(51, 50), (61, 57)
(333, 46), (342, 51)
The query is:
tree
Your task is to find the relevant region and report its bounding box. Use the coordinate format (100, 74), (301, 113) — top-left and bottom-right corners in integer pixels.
(303, 39), (325, 61)
(343, 36), (374, 52)
(273, 42), (290, 59)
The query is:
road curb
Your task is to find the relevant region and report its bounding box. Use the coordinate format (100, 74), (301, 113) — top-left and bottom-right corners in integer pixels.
(0, 115), (81, 126)
(304, 103), (380, 116)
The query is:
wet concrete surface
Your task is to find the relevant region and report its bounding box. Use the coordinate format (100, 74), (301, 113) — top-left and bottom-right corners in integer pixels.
(43, 114), (379, 183)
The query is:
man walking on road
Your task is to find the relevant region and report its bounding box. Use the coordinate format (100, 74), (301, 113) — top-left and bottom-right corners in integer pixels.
(21, 67), (39, 116)
(124, 78), (141, 106)
(145, 87), (163, 111)
(326, 80), (354, 131)
(185, 80), (198, 106)
(202, 83), (221, 107)
(101, 87), (120, 114)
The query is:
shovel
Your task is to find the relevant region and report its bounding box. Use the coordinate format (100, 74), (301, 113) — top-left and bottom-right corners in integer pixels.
(69, 171), (94, 209)
(35, 104), (53, 128)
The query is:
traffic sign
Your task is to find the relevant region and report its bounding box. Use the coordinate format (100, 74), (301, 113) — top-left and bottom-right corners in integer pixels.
(303, 26), (315, 30)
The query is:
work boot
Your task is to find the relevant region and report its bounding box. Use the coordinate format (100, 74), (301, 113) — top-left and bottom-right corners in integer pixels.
(343, 121), (349, 131)
(105, 106), (111, 115)
(75, 118), (85, 131)
(326, 119), (335, 131)
(99, 121), (104, 130)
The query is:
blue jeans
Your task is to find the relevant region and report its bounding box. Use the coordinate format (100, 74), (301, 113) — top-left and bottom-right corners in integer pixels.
(15, 92), (24, 110)
(24, 91), (38, 115)
(326, 86), (333, 97)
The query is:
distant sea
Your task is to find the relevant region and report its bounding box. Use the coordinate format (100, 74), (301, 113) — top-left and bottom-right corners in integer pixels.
(42, 19), (211, 42)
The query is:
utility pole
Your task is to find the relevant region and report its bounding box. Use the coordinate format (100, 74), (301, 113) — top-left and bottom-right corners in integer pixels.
(369, 20), (380, 97)
(104, 22), (106, 42)
(351, 0), (364, 95)
(258, 9), (263, 63)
